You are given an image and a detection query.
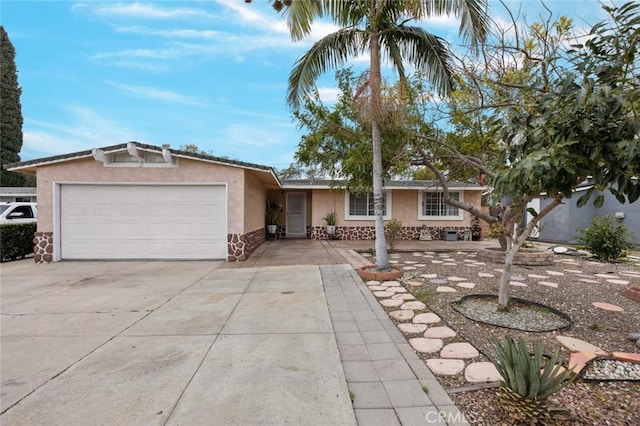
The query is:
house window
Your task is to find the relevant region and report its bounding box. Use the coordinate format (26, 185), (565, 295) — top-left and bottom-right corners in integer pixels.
(419, 191), (463, 220)
(345, 191), (391, 220)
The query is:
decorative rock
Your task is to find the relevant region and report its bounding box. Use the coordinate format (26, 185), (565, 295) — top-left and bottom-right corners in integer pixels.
(401, 301), (427, 310)
(389, 310), (415, 321)
(426, 359), (465, 376)
(391, 293), (416, 300)
(398, 323), (427, 334)
(441, 342), (479, 359)
(557, 336), (608, 355)
(413, 313), (441, 324)
(366, 280), (381, 286)
(457, 282), (476, 289)
(538, 281), (559, 288)
(592, 302), (624, 312)
(447, 276), (467, 282)
(436, 286), (457, 293)
(546, 271), (565, 276)
(478, 272), (494, 278)
(380, 299), (404, 308)
(373, 291), (395, 298)
(405, 281), (423, 287)
(568, 352), (598, 374)
(607, 279), (630, 285)
(465, 362), (502, 383)
(409, 337), (444, 354)
(421, 274), (437, 279)
(528, 274), (549, 279)
(509, 281), (528, 287)
(424, 326), (457, 339)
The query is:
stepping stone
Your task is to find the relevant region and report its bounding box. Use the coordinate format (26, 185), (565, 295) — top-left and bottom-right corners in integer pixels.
(528, 274), (548, 279)
(612, 352), (640, 363)
(387, 287), (408, 294)
(414, 263), (427, 267)
(510, 275), (526, 281)
(389, 310), (415, 321)
(576, 274), (595, 279)
(436, 286), (457, 293)
(443, 262), (457, 266)
(380, 281), (401, 288)
(556, 336), (608, 355)
(426, 359), (465, 376)
(564, 269), (583, 274)
(373, 291), (395, 298)
(465, 362), (502, 383)
(413, 313), (441, 324)
(404, 260), (418, 264)
(538, 281), (559, 288)
(472, 262), (486, 266)
(391, 293), (416, 300)
(431, 260), (444, 264)
(409, 337), (443, 354)
(380, 299), (404, 308)
(368, 286), (388, 291)
(493, 268), (504, 273)
(412, 252), (423, 257)
(361, 253), (372, 257)
(463, 259), (475, 263)
(398, 323), (427, 334)
(366, 280), (381, 286)
(568, 352), (598, 374)
(546, 271), (565, 276)
(389, 260), (399, 264)
(421, 274), (437, 279)
(607, 279), (630, 285)
(621, 272), (640, 278)
(404, 281), (423, 287)
(401, 301), (426, 310)
(430, 279), (448, 285)
(509, 281), (528, 287)
(442, 258), (456, 262)
(424, 326), (457, 339)
(403, 266), (417, 271)
(447, 276), (467, 282)
(390, 254), (402, 258)
(457, 282), (476, 289)
(578, 278), (600, 284)
(478, 272), (494, 278)
(441, 342), (479, 359)
(592, 302), (624, 312)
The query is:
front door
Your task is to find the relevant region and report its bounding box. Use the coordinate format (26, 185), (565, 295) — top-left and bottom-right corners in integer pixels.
(286, 192), (306, 238)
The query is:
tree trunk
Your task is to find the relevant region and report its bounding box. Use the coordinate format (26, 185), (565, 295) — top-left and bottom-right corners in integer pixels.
(370, 31), (389, 271)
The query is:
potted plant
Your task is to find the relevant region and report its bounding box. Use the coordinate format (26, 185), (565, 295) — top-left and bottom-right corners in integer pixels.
(266, 202), (279, 235)
(323, 211), (337, 236)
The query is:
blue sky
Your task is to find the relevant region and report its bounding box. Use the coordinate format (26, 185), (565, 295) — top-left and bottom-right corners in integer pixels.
(2, 1), (609, 169)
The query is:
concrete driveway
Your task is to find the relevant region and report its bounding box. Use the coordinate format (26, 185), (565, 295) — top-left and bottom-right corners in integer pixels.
(1, 260), (355, 425)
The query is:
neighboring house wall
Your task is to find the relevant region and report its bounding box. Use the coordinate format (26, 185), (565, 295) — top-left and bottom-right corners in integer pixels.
(538, 191), (639, 245)
(0, 187), (37, 203)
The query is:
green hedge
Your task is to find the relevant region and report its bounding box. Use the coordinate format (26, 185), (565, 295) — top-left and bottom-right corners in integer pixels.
(1, 222), (36, 262)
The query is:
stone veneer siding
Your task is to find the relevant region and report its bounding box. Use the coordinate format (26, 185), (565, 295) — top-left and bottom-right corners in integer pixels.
(309, 226), (471, 241)
(476, 247), (554, 266)
(227, 228), (266, 262)
(33, 232), (54, 263)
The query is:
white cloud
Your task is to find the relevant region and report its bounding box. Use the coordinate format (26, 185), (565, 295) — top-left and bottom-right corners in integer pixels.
(317, 87), (340, 104)
(106, 81), (207, 106)
(87, 2), (215, 20)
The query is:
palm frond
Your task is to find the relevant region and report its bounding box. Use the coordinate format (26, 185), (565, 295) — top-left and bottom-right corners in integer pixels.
(288, 28), (367, 108)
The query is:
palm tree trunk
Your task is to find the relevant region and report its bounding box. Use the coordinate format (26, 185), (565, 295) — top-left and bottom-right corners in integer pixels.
(370, 31), (389, 271)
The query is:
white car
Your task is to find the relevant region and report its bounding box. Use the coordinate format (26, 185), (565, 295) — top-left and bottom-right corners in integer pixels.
(0, 202), (37, 224)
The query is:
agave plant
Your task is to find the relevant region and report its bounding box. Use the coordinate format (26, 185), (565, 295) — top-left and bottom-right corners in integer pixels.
(489, 336), (574, 423)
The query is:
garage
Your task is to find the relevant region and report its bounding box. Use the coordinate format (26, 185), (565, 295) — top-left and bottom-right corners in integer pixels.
(59, 184), (227, 260)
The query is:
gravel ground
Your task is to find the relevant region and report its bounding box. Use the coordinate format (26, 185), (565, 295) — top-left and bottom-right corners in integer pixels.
(386, 247), (640, 425)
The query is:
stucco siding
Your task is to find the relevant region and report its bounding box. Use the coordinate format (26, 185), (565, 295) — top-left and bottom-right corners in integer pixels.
(244, 171), (267, 232)
(35, 157), (245, 234)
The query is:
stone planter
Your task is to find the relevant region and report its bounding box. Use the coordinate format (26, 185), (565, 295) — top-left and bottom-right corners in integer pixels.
(623, 286), (640, 303)
(477, 247), (554, 266)
(357, 265), (403, 281)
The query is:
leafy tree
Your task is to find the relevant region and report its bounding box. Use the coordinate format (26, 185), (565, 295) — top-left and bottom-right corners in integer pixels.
(0, 26), (25, 187)
(282, 0), (489, 270)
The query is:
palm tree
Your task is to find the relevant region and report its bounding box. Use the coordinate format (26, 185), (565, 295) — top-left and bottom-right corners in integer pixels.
(285, 0), (489, 270)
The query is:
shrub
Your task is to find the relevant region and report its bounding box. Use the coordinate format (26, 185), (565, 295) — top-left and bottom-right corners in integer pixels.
(384, 218), (403, 250)
(576, 215), (634, 261)
(1, 222), (36, 262)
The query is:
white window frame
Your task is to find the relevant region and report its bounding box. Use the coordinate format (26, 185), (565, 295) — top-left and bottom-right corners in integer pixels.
(418, 191), (463, 220)
(345, 190), (392, 221)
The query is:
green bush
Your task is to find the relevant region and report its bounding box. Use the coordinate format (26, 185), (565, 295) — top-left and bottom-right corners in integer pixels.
(384, 218), (403, 250)
(1, 222), (36, 262)
(576, 215), (634, 261)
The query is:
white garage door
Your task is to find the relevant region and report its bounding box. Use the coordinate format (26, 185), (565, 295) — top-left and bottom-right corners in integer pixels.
(60, 184), (227, 260)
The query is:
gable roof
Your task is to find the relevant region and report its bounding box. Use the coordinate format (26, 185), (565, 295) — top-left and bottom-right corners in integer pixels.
(282, 179), (484, 190)
(6, 142), (279, 182)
